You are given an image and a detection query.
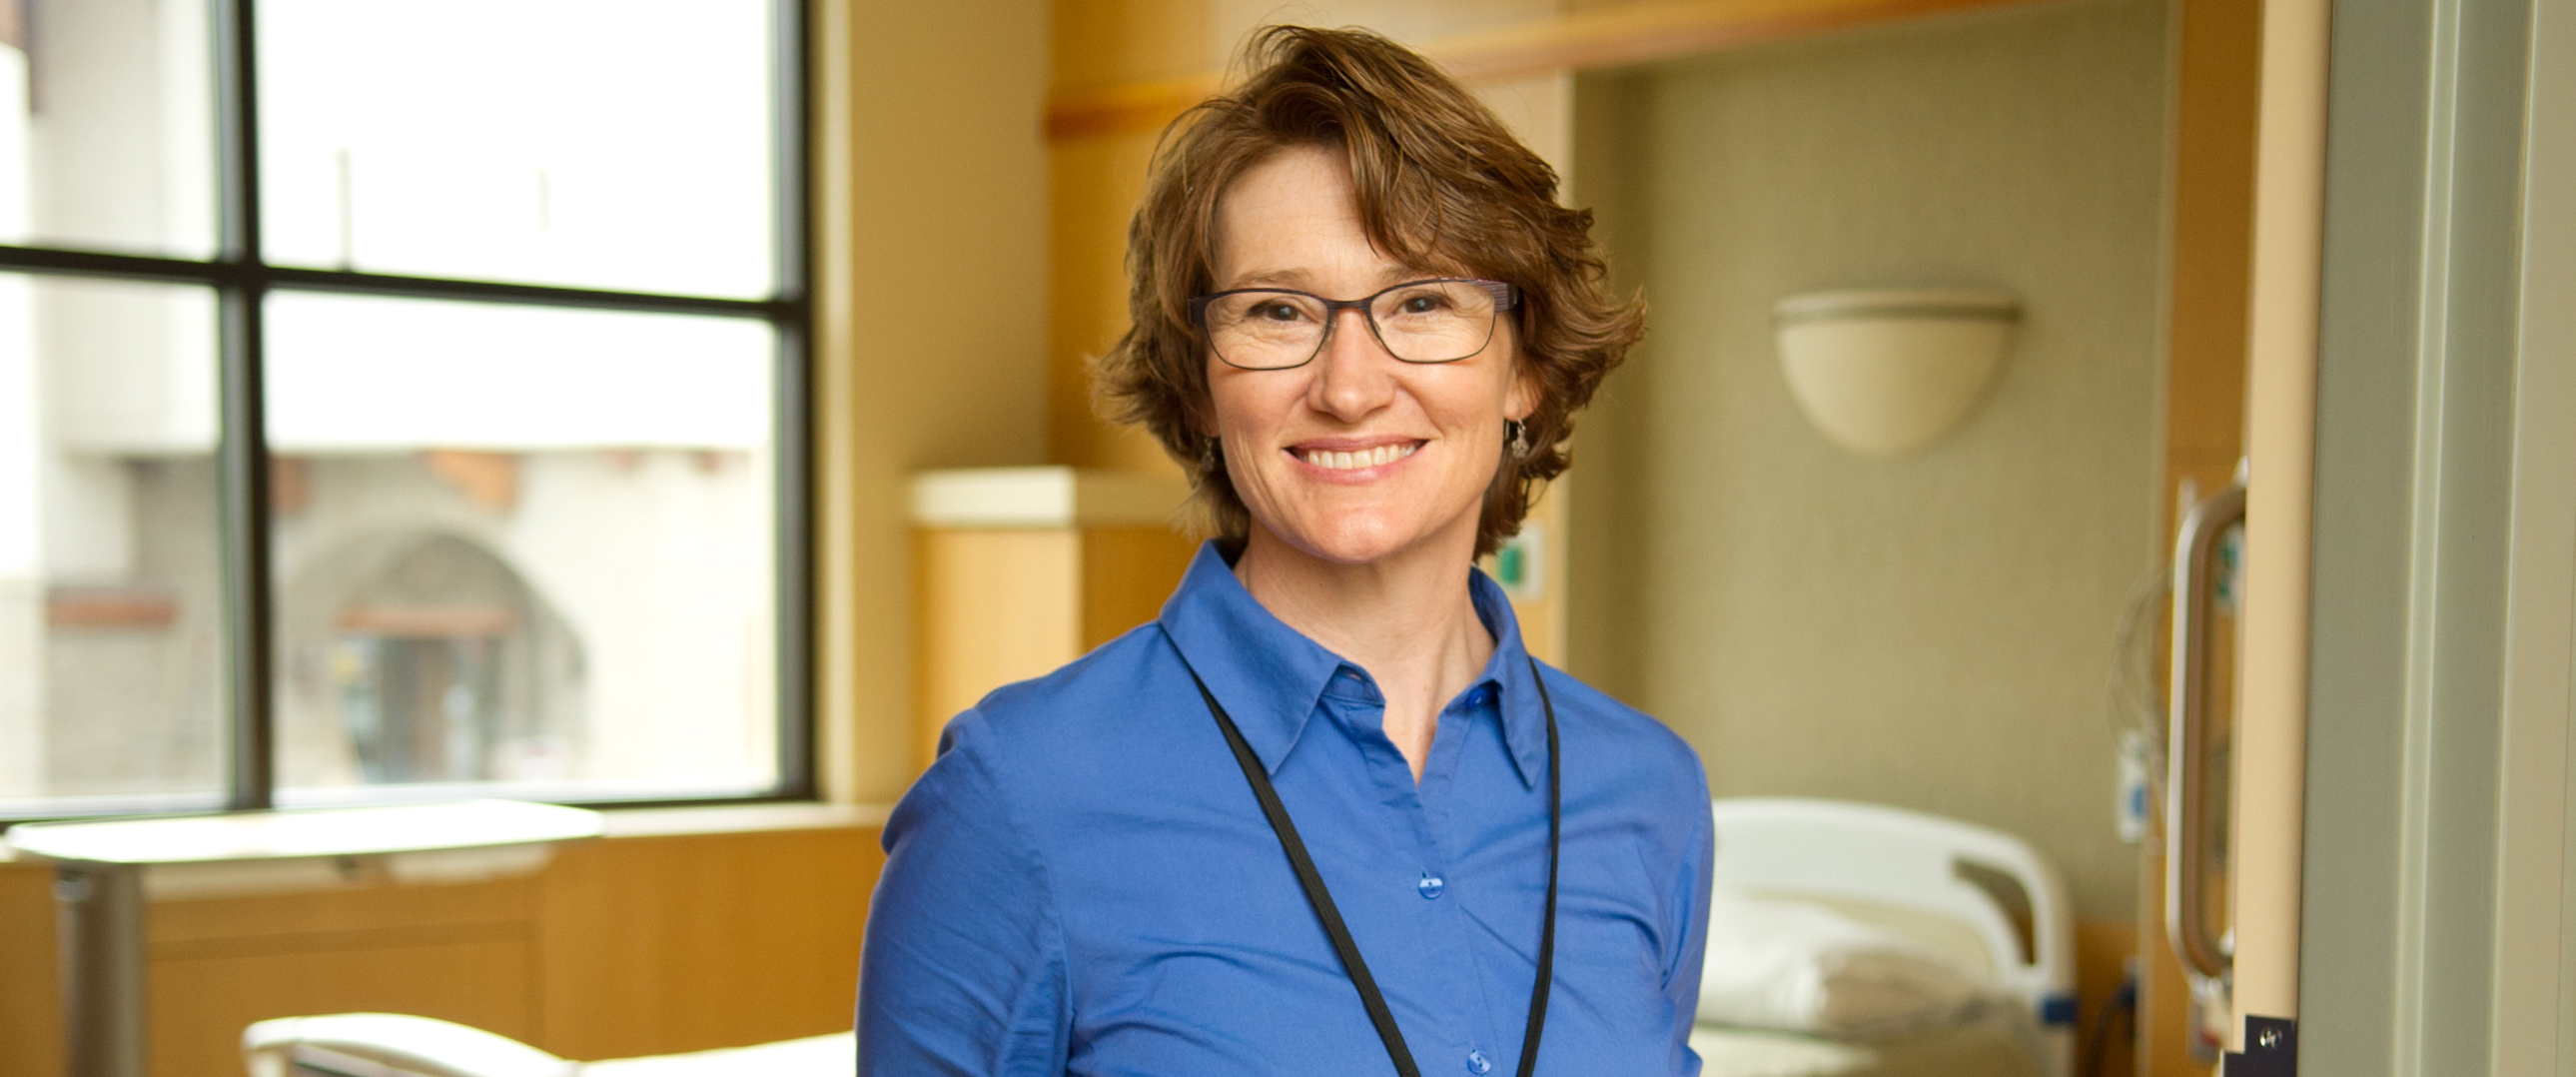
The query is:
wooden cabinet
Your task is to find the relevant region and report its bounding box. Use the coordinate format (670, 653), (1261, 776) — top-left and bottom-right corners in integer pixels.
(2, 860), (68, 1077)
(0, 811), (883, 1077)
(911, 468), (1200, 773)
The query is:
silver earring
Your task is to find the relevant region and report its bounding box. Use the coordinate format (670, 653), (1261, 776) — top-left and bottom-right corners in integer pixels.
(1504, 420), (1532, 460)
(1202, 437), (1224, 475)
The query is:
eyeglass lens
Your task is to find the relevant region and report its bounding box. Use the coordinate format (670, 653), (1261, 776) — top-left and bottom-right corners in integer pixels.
(1204, 281), (1500, 370)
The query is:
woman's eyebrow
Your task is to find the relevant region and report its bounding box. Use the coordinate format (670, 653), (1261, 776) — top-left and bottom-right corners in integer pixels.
(1215, 263), (1451, 294)
(1224, 269), (1315, 290)
(1241, 269), (1446, 289)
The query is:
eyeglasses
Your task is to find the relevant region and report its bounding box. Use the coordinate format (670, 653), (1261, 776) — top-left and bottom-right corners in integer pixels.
(1190, 278), (1518, 371)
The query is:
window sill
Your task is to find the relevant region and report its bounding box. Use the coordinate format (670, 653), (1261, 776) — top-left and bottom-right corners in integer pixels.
(595, 800), (891, 839)
(0, 800), (893, 865)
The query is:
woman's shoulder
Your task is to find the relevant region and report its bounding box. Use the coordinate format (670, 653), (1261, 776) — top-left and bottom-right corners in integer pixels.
(974, 620), (1183, 721)
(903, 621), (1193, 826)
(932, 620), (1192, 768)
(1531, 661), (1711, 807)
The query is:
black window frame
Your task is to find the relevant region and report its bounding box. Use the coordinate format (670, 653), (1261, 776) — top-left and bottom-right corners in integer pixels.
(0, 0), (816, 817)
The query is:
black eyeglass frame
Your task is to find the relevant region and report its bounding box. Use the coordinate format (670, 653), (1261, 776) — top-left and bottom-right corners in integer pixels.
(1189, 278), (1519, 371)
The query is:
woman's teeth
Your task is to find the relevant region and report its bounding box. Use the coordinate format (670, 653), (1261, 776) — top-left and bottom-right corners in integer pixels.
(1300, 443), (1418, 470)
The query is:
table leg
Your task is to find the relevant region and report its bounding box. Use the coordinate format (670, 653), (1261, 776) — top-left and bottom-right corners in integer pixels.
(55, 862), (146, 1077)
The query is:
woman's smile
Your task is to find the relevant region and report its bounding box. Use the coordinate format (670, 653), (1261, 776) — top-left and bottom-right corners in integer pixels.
(1288, 437), (1424, 478)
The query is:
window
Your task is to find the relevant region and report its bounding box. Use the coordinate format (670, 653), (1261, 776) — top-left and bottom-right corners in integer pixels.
(0, 0), (811, 817)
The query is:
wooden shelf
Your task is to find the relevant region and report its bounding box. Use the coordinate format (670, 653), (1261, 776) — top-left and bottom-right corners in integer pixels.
(1045, 0), (2045, 141)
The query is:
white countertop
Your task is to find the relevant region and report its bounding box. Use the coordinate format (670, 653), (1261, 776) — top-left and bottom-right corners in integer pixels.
(3, 799), (605, 865)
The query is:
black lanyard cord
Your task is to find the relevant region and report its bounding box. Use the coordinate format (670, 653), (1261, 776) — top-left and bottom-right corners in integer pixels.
(1522, 663), (1560, 1077)
(1187, 658), (1560, 1077)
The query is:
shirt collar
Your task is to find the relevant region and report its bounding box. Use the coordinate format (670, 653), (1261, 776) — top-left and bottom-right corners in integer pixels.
(1470, 568), (1551, 790)
(1158, 539), (1549, 788)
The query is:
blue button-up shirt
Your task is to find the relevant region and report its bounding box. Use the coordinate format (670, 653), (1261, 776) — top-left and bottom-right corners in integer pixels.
(859, 541), (1713, 1076)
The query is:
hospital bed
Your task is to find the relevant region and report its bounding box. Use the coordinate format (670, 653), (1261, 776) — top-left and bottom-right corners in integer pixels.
(241, 1016), (853, 1077)
(242, 799), (2073, 1077)
(1690, 797), (2074, 1077)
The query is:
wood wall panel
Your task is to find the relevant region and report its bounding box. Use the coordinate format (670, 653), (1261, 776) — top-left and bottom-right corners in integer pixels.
(1, 861), (65, 1077)
(914, 529), (1082, 770)
(1079, 526), (1200, 651)
(136, 872), (539, 1077)
(1049, 129), (1185, 474)
(149, 876), (534, 946)
(150, 937), (533, 1077)
(1043, 0), (2049, 141)
(914, 524), (1195, 771)
(0, 825), (880, 1077)
(2074, 917), (2139, 1077)
(2156, 0), (2260, 538)
(1047, 1), (1198, 473)
(1053, 0), (1207, 96)
(531, 828), (880, 1060)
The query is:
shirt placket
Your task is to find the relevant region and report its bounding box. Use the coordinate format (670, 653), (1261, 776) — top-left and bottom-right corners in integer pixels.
(1420, 682), (1514, 1075)
(1323, 669), (1510, 1076)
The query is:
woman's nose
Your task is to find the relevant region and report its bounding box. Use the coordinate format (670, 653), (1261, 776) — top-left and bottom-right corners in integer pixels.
(1308, 308), (1397, 420)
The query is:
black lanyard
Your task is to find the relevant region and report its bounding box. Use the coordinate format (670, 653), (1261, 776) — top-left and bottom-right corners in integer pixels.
(1187, 658), (1560, 1077)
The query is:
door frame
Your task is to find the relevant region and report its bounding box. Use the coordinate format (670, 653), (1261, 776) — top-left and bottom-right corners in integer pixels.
(2491, 0), (2576, 1069)
(2298, 0), (2551, 1072)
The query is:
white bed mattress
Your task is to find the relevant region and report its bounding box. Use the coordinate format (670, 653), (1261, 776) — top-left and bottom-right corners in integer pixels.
(1691, 1005), (2044, 1077)
(578, 1033), (855, 1077)
(576, 1025), (2040, 1077)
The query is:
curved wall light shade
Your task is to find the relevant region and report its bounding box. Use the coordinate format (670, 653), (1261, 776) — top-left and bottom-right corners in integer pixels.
(1773, 289), (2022, 458)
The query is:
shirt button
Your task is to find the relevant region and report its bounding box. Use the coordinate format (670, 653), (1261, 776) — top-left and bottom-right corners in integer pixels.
(1466, 1049), (1493, 1074)
(1417, 873), (1445, 899)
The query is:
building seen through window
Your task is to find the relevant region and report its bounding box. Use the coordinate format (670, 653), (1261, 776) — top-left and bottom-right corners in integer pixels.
(0, 0), (802, 816)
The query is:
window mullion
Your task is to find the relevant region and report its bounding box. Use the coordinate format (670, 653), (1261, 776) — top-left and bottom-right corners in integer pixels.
(769, 0), (817, 799)
(212, 0), (274, 811)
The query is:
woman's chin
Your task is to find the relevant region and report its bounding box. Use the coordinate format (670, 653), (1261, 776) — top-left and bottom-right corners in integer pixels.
(1262, 513), (1460, 568)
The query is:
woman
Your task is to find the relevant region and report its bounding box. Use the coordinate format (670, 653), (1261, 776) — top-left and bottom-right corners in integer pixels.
(859, 26), (1711, 1077)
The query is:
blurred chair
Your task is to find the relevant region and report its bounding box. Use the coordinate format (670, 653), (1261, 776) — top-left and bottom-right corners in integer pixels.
(242, 1014), (853, 1077)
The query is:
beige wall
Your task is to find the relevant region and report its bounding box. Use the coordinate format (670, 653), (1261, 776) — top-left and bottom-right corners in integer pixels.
(1567, 0), (2168, 919)
(819, 0), (1054, 804)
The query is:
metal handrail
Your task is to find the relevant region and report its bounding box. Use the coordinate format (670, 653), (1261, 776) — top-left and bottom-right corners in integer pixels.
(2166, 478), (2245, 981)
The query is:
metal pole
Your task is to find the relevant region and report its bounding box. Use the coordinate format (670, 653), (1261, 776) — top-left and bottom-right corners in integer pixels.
(54, 864), (146, 1077)
(212, 0), (273, 812)
(2164, 480), (2243, 983)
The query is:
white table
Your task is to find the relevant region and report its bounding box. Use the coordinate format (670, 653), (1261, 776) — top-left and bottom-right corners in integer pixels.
(4, 800), (603, 1077)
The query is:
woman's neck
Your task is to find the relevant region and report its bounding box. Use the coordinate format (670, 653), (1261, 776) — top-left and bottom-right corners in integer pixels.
(1234, 526), (1495, 782)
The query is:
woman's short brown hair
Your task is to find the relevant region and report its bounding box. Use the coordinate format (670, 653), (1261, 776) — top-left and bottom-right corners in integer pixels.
(1093, 25), (1643, 556)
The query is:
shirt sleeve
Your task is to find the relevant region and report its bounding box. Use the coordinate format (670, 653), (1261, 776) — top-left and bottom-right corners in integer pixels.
(1666, 773), (1714, 1077)
(857, 708), (1071, 1077)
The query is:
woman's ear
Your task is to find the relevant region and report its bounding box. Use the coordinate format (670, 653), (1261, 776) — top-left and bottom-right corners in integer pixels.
(1504, 369), (1540, 425)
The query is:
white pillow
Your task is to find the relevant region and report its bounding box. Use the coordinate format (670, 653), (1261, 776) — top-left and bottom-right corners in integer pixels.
(1696, 885), (1989, 1039)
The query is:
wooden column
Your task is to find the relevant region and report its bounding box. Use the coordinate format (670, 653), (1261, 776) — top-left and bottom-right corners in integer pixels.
(911, 468), (1198, 772)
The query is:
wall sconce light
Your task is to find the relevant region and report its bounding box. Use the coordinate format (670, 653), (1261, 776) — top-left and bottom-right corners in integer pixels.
(1773, 289), (2021, 458)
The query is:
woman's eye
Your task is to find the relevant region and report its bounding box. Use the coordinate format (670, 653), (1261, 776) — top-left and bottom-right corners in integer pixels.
(1256, 303), (1306, 322)
(1396, 294), (1451, 314)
